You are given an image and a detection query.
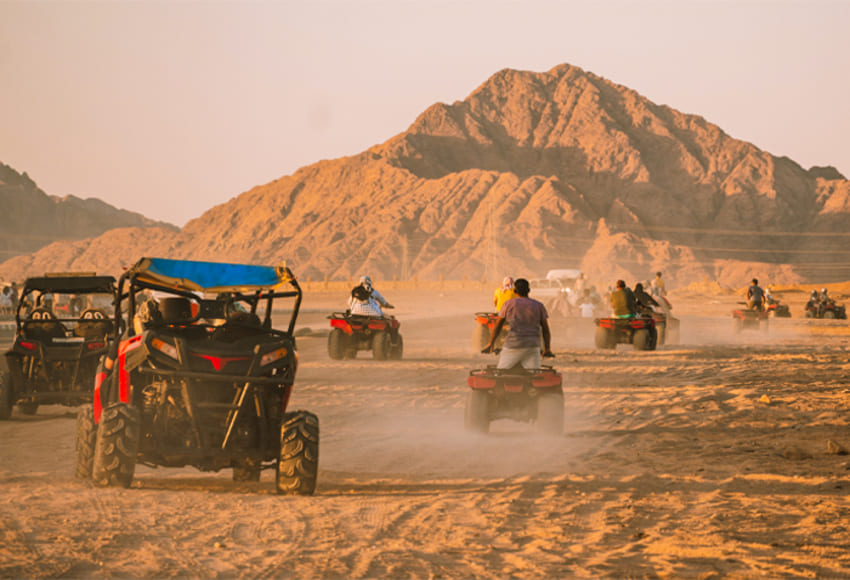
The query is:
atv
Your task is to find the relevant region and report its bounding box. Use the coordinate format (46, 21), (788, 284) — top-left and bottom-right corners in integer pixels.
(804, 299), (846, 319)
(465, 365), (563, 435)
(594, 315), (658, 350)
(1, 274), (117, 419)
(472, 312), (509, 351)
(75, 257), (318, 495)
(327, 312), (402, 360)
(766, 298), (791, 318)
(732, 306), (770, 332)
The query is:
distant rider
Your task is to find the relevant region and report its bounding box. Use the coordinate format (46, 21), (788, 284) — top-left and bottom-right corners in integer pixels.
(348, 275), (393, 315)
(610, 280), (637, 318)
(650, 271), (666, 297)
(633, 282), (659, 314)
(483, 278), (553, 369)
(746, 278), (765, 311)
(348, 285), (385, 317)
(493, 276), (518, 311)
(818, 287), (831, 317)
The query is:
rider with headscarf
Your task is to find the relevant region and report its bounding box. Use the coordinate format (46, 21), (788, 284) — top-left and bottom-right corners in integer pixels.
(493, 276), (518, 311)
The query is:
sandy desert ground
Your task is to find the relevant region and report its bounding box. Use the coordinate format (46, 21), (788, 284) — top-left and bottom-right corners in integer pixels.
(3, 287), (850, 578)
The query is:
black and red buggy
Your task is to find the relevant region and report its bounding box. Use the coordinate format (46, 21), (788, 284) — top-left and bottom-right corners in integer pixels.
(0, 274), (116, 419)
(594, 315), (658, 350)
(327, 312), (402, 360)
(75, 257), (319, 495)
(732, 306), (770, 332)
(465, 366), (564, 435)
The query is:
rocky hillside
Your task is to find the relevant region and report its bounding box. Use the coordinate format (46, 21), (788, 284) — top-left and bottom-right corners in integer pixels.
(0, 163), (177, 266)
(2, 63), (849, 287)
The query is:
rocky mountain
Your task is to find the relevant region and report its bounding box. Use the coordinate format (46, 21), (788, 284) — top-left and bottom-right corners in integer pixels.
(2, 63), (849, 287)
(0, 163), (177, 267)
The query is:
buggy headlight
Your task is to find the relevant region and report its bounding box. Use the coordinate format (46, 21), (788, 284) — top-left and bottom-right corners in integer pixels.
(151, 338), (178, 359)
(260, 347), (288, 366)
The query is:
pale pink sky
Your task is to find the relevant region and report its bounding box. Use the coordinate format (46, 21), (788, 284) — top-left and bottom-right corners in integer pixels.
(1, 1), (848, 226)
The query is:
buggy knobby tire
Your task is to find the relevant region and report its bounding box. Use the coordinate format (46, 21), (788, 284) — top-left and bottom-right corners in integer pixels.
(372, 331), (389, 360)
(632, 328), (651, 351)
(0, 371), (12, 420)
(92, 403), (140, 488)
(18, 402), (38, 416)
(327, 328), (347, 360)
(594, 326), (614, 349)
(464, 389), (490, 434)
(75, 404), (97, 479)
(825, 310), (836, 319)
(473, 323), (490, 351)
(536, 391), (564, 436)
(389, 333), (404, 360)
(276, 410), (319, 495)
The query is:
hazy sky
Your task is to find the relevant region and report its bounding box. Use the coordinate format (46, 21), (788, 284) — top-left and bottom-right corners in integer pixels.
(2, 1), (848, 226)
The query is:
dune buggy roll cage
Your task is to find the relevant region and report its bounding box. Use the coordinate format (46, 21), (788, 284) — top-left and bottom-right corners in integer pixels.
(112, 257), (302, 338)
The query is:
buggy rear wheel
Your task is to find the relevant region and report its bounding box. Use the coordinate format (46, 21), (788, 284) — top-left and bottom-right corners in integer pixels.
(632, 328), (651, 351)
(18, 402), (38, 415)
(75, 404), (97, 479)
(464, 389), (490, 434)
(0, 371), (11, 420)
(327, 328), (347, 360)
(276, 410), (319, 495)
(536, 392), (564, 436)
(92, 403), (140, 488)
(825, 310), (836, 319)
(372, 331), (390, 360)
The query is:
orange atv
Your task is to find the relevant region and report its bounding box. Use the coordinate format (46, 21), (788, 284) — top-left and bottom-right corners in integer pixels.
(327, 312), (403, 360)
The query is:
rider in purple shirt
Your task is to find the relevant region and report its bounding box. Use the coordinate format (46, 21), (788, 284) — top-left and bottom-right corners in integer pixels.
(483, 278), (553, 369)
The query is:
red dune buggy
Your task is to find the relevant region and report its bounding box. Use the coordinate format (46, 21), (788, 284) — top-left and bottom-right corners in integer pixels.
(327, 312), (403, 360)
(75, 257), (318, 495)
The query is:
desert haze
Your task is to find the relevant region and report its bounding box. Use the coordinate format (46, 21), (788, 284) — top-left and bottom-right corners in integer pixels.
(3, 285), (850, 578)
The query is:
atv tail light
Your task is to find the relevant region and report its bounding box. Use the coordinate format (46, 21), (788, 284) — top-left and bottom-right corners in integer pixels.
(87, 341), (106, 351)
(368, 322), (387, 330)
(19, 341), (37, 351)
(151, 338), (178, 359)
(260, 347), (288, 366)
(531, 373), (562, 388)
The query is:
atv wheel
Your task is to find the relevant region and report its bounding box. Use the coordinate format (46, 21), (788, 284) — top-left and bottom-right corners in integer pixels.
(92, 403), (140, 488)
(75, 404), (97, 479)
(734, 318), (743, 333)
(276, 411), (319, 495)
(17, 402), (38, 415)
(632, 329), (651, 351)
(0, 371), (12, 420)
(594, 326), (614, 349)
(389, 333), (404, 360)
(656, 324), (666, 346)
(372, 331), (390, 360)
(825, 310), (836, 319)
(464, 390), (490, 434)
(536, 392), (564, 436)
(233, 459), (262, 482)
(327, 328), (347, 360)
(473, 323), (490, 351)
(648, 327), (658, 351)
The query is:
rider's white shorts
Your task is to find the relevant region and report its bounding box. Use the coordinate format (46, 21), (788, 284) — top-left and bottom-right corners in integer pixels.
(497, 346), (541, 370)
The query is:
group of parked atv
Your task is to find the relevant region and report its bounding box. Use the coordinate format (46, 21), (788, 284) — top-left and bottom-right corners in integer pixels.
(0, 258), (318, 495)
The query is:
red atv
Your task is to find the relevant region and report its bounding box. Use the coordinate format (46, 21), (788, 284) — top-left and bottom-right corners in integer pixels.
(594, 315), (658, 350)
(473, 312), (509, 351)
(732, 305), (770, 332)
(327, 312), (403, 360)
(465, 365), (563, 435)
